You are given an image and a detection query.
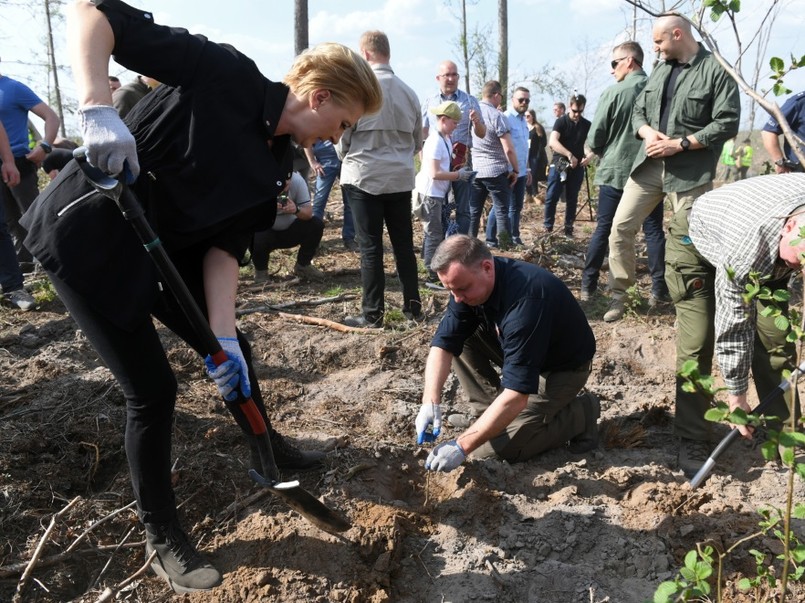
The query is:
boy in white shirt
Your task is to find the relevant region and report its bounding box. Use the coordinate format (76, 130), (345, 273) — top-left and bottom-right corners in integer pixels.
(415, 101), (475, 282)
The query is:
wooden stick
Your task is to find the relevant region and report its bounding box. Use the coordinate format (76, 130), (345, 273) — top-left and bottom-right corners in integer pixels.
(217, 487), (273, 523)
(13, 496), (80, 601)
(63, 501), (137, 555)
(236, 293), (357, 316)
(242, 277), (300, 291)
(93, 550), (157, 603)
(276, 311), (381, 333)
(0, 543), (144, 579)
(90, 526), (137, 591)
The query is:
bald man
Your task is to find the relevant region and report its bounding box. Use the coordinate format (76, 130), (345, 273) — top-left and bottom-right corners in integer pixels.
(605, 13), (740, 322)
(421, 60), (487, 235)
(602, 14), (741, 473)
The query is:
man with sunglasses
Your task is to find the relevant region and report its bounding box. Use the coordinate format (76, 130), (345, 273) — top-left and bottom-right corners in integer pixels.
(581, 42), (665, 303)
(603, 14), (740, 477)
(605, 13), (739, 323)
(544, 94), (593, 237)
(487, 87), (531, 247)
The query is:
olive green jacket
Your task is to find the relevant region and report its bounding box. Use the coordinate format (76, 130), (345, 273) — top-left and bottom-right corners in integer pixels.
(587, 70), (647, 190)
(631, 44), (740, 192)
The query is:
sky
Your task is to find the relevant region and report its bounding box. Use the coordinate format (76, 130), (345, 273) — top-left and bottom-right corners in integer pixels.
(2, 0), (805, 137)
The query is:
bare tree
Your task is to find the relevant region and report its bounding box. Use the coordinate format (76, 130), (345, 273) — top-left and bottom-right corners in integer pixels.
(468, 23), (495, 95)
(444, 0), (481, 95)
(294, 0), (308, 56)
(44, 0), (66, 137)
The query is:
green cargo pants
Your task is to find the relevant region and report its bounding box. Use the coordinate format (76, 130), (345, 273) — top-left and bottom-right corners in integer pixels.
(451, 324), (592, 462)
(665, 198), (799, 441)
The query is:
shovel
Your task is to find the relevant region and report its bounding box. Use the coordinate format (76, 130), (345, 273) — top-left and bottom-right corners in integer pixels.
(73, 149), (350, 533)
(689, 358), (805, 489)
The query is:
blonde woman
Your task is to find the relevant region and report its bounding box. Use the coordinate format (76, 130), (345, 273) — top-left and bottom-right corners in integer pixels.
(22, 0), (381, 593)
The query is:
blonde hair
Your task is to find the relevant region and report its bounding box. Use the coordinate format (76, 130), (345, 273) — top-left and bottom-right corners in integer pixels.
(284, 42), (382, 115)
(359, 31), (390, 59)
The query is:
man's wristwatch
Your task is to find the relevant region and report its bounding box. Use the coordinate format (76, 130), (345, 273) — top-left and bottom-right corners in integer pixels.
(775, 158), (787, 167)
(679, 138), (691, 152)
(39, 141), (53, 154)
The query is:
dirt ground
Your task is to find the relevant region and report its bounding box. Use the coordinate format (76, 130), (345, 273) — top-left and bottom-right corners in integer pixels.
(1, 186), (804, 603)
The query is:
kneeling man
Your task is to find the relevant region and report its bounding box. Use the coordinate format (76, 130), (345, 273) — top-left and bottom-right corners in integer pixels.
(415, 235), (599, 471)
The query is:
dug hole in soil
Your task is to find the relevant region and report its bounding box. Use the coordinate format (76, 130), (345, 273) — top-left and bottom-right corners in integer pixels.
(1, 187), (804, 603)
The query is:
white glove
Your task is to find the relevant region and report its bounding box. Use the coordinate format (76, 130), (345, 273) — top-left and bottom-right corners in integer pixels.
(204, 337), (252, 402)
(426, 440), (466, 472)
(79, 105), (140, 181)
(415, 402), (442, 444)
(456, 167), (477, 182)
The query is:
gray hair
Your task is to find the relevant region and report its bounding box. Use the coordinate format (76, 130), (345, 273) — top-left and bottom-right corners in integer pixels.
(430, 235), (492, 273)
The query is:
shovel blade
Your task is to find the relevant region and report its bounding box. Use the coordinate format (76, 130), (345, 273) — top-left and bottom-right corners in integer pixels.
(248, 469), (351, 533)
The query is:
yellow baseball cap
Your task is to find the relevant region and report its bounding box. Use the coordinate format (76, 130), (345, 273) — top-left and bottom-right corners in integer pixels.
(429, 101), (461, 121)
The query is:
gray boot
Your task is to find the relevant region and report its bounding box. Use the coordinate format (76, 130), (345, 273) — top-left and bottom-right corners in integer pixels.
(145, 519), (222, 593)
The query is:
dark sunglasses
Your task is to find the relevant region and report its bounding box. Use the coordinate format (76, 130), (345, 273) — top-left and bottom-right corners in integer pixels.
(570, 108), (583, 114)
(514, 97), (530, 104)
(610, 57), (629, 69)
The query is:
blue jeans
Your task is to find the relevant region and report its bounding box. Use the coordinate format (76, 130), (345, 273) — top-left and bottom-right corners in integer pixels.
(418, 194), (445, 271)
(451, 176), (474, 235)
(581, 185), (666, 294)
(486, 175), (527, 244)
(543, 163), (584, 232)
(344, 185), (421, 321)
(469, 172), (511, 239)
(311, 160), (355, 242)
(0, 183), (24, 292)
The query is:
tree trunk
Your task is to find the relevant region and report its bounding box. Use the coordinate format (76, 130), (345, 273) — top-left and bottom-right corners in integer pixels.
(294, 0), (309, 56)
(44, 0), (66, 138)
(461, 0), (470, 95)
(497, 0), (508, 108)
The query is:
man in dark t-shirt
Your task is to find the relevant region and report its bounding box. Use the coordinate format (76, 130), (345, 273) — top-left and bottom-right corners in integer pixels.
(544, 94), (593, 236)
(414, 235), (599, 472)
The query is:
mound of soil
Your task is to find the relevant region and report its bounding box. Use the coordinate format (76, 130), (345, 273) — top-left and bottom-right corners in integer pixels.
(1, 189), (803, 602)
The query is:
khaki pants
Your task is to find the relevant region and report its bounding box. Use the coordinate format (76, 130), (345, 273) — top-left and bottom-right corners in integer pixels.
(665, 198), (799, 440)
(451, 324), (591, 462)
(608, 158), (711, 299)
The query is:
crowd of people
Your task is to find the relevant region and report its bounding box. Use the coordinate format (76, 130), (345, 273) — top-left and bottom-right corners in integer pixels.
(3, 0), (805, 595)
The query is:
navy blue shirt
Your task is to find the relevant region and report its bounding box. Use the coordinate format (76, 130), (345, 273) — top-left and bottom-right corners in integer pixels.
(762, 90), (805, 166)
(431, 257), (596, 394)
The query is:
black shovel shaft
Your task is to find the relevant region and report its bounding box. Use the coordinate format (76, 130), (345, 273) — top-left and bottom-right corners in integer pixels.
(73, 151), (274, 458)
(72, 151), (350, 533)
(689, 358), (805, 488)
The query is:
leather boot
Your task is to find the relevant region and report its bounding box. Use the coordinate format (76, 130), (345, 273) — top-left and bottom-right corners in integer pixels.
(144, 519), (221, 593)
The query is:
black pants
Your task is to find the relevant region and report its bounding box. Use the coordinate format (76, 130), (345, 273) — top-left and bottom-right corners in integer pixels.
(344, 185), (421, 321)
(49, 267), (274, 524)
(0, 157), (38, 266)
(251, 217), (324, 271)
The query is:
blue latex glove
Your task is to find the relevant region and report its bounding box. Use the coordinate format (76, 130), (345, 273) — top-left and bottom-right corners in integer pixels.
(425, 440), (466, 472)
(415, 402), (442, 445)
(204, 337), (251, 402)
(78, 105), (140, 182)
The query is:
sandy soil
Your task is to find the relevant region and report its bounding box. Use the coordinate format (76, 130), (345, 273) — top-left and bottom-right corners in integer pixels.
(1, 190), (803, 603)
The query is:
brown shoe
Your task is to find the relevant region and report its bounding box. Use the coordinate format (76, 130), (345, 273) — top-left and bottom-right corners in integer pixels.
(677, 437), (713, 478)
